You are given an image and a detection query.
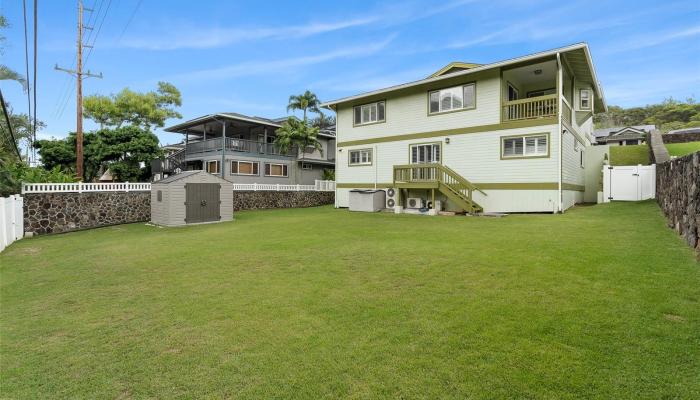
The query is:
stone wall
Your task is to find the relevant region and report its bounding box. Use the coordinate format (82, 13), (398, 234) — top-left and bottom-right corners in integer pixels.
(24, 192), (150, 235)
(233, 191), (334, 211)
(656, 151), (700, 258)
(661, 132), (700, 144)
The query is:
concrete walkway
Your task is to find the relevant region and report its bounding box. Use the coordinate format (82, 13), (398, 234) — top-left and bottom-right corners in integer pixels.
(650, 130), (670, 163)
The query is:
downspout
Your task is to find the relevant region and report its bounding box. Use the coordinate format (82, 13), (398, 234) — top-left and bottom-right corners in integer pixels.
(556, 52), (563, 213)
(374, 144), (378, 190)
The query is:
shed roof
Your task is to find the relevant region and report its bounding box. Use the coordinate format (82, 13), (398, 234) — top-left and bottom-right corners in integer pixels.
(153, 170), (230, 185)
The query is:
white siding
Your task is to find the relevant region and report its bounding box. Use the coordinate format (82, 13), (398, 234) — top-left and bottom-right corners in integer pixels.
(336, 69), (501, 143)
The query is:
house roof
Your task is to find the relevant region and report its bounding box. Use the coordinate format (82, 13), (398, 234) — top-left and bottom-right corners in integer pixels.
(428, 62), (483, 78)
(593, 125), (656, 138)
(164, 112), (282, 133)
(667, 127), (700, 135)
(321, 43), (606, 112)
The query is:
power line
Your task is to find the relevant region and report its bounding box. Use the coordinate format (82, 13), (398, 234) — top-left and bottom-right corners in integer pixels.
(32, 0), (38, 164)
(0, 89), (23, 159)
(118, 0), (142, 42)
(22, 0), (32, 162)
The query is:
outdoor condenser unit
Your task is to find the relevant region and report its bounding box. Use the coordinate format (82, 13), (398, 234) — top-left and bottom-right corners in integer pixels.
(407, 197), (425, 209)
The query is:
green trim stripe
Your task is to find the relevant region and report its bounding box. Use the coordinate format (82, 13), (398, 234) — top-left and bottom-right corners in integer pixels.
(336, 182), (584, 191)
(337, 118), (557, 147)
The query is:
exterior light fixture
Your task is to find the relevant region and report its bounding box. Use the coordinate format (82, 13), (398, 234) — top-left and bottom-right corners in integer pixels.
(445, 137), (450, 144)
(534, 69), (542, 75)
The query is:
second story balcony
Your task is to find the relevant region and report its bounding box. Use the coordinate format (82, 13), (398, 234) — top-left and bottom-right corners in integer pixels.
(186, 137), (297, 158)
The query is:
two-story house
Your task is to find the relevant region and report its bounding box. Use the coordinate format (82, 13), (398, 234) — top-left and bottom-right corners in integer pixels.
(154, 112), (336, 185)
(322, 43), (605, 213)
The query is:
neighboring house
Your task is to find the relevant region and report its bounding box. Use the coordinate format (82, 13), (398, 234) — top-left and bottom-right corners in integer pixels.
(153, 113), (335, 184)
(322, 43), (606, 213)
(592, 125), (655, 145)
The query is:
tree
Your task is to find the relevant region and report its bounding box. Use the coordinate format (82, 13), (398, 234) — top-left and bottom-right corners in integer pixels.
(83, 81), (182, 129)
(93, 125), (162, 182)
(594, 97), (700, 132)
(287, 90), (321, 122)
(34, 132), (102, 182)
(274, 117), (323, 181)
(0, 15), (28, 91)
(310, 112), (335, 130)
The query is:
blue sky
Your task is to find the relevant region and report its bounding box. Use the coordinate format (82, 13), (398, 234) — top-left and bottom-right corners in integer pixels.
(2, 0), (699, 146)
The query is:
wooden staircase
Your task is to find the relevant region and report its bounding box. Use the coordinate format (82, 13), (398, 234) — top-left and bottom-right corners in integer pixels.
(393, 163), (485, 214)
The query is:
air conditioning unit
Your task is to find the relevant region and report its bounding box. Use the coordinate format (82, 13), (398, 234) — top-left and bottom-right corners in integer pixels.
(385, 188), (396, 208)
(407, 197), (425, 209)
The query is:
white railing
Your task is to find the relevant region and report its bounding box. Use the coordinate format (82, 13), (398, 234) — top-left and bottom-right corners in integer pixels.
(1, 195), (23, 253)
(21, 182), (152, 194)
(22, 180), (335, 194)
(232, 180), (335, 192)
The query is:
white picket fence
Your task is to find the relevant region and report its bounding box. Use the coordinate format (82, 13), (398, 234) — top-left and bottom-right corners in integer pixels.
(21, 182), (151, 194)
(21, 180), (336, 194)
(1, 195), (24, 253)
(232, 180), (336, 192)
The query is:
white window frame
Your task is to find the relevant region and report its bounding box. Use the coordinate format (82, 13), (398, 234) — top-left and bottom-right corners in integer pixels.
(410, 143), (441, 164)
(230, 160), (259, 176)
(579, 89), (592, 111)
(301, 162), (313, 170)
(348, 149), (372, 166)
(580, 149), (585, 168)
(429, 83), (476, 114)
(501, 134), (549, 159)
(353, 101), (385, 126)
(206, 160), (220, 174)
(264, 163), (288, 177)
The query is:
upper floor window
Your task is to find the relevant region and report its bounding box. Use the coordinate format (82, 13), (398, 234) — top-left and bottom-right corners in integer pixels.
(353, 101), (385, 126)
(579, 89), (592, 110)
(501, 134), (549, 159)
(349, 149), (372, 166)
(429, 83), (476, 114)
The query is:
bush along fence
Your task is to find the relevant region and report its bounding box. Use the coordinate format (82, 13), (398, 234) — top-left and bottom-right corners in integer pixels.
(20, 180), (335, 236)
(656, 151), (700, 258)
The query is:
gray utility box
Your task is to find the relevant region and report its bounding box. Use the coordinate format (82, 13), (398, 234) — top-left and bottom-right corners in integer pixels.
(349, 189), (386, 212)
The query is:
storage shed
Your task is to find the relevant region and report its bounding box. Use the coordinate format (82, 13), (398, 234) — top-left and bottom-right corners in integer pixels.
(151, 171), (233, 227)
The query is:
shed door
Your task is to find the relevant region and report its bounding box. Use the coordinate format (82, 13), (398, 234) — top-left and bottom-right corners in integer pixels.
(185, 183), (221, 223)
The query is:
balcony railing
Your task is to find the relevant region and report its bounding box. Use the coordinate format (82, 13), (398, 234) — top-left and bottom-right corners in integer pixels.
(185, 137), (296, 157)
(502, 94), (558, 122)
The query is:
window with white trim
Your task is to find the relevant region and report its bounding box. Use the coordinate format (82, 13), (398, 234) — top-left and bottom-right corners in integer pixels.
(579, 89), (592, 110)
(502, 135), (548, 158)
(429, 83), (476, 114)
(353, 101), (385, 125)
(264, 163), (288, 177)
(231, 160), (259, 175)
(301, 163), (313, 170)
(410, 143), (441, 164)
(580, 149), (585, 168)
(349, 149), (372, 166)
(206, 160), (220, 174)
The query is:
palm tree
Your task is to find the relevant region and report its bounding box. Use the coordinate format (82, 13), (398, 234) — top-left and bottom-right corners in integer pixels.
(287, 90), (321, 122)
(274, 117), (323, 182)
(0, 16), (28, 91)
(310, 112), (336, 130)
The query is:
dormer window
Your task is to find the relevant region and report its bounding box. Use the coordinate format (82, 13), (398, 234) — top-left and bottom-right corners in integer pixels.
(353, 101), (385, 126)
(579, 89), (592, 110)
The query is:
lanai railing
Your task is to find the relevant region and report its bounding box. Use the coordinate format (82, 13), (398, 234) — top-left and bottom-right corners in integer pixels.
(502, 94), (558, 122)
(185, 137), (296, 157)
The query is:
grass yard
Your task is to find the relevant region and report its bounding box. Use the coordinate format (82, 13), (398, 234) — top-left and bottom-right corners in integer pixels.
(609, 144), (650, 165)
(665, 141), (700, 157)
(2, 202), (699, 399)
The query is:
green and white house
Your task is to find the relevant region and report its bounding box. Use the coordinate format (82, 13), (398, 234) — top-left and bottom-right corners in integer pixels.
(322, 43), (606, 213)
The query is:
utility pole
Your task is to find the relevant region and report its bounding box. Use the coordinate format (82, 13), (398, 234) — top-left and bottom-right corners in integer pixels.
(55, 1), (102, 180)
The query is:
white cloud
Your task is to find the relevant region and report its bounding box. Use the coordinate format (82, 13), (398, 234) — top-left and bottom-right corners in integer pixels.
(167, 35), (397, 84)
(600, 25), (700, 54)
(120, 17), (378, 50)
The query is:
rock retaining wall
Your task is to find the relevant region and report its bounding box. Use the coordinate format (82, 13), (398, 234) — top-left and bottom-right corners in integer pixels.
(656, 151), (700, 258)
(24, 192), (151, 235)
(661, 132), (700, 144)
(233, 191), (334, 211)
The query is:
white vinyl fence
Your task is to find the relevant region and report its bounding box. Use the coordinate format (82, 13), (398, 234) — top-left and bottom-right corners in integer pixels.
(603, 164), (656, 202)
(22, 180), (336, 194)
(1, 195), (24, 252)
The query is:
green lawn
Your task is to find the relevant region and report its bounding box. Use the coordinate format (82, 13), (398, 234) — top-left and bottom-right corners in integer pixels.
(665, 141), (700, 157)
(1, 202), (699, 399)
(609, 144), (650, 165)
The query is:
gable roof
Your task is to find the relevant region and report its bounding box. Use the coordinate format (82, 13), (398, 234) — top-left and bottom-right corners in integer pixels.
(321, 43), (606, 112)
(429, 62), (483, 78)
(593, 125), (656, 138)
